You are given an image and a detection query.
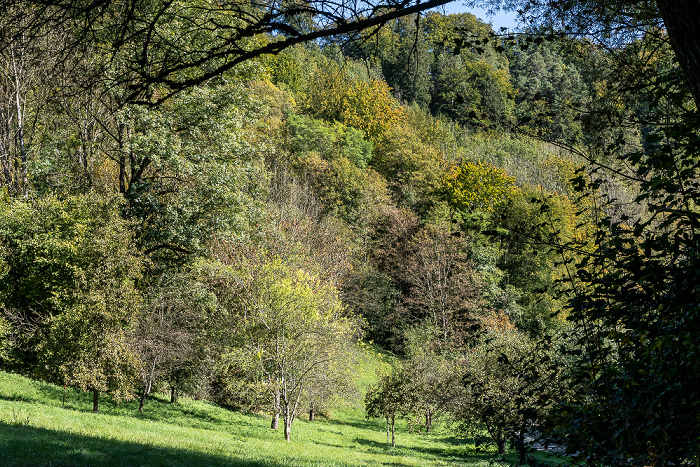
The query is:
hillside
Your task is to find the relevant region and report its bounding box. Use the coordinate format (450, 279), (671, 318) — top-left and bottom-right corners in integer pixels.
(3, 0), (700, 464)
(0, 359), (541, 467)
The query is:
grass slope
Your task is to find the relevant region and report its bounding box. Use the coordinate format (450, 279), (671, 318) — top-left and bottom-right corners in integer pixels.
(0, 349), (525, 467)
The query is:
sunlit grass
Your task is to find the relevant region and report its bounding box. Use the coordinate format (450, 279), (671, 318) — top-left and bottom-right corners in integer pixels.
(0, 349), (562, 466)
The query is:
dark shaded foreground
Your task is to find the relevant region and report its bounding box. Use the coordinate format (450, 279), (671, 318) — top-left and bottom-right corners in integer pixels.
(0, 422), (273, 467)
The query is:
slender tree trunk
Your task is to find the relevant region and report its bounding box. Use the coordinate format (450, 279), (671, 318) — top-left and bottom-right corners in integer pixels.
(119, 154), (127, 193)
(391, 414), (396, 447)
(425, 408), (432, 433)
(283, 407), (292, 442)
(138, 382), (148, 412)
(92, 389), (99, 413)
(271, 389), (280, 429)
(13, 75), (27, 197)
(170, 385), (178, 404)
(518, 429), (527, 465)
(309, 401), (314, 421)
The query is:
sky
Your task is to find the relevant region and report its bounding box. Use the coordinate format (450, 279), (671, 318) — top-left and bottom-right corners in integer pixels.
(435, 2), (520, 31)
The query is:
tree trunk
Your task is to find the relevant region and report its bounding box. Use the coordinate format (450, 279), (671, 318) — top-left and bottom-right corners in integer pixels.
(170, 385), (178, 404)
(271, 389), (280, 429)
(138, 383), (148, 413)
(425, 408), (432, 433)
(283, 409), (292, 442)
(309, 401), (314, 421)
(92, 389), (99, 413)
(657, 0), (700, 109)
(497, 427), (506, 455)
(386, 416), (391, 445)
(517, 429), (527, 465)
(13, 75), (27, 197)
(391, 414), (396, 448)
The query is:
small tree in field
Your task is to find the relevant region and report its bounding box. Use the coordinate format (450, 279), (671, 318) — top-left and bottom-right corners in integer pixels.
(365, 368), (410, 447)
(235, 259), (357, 442)
(453, 321), (548, 455)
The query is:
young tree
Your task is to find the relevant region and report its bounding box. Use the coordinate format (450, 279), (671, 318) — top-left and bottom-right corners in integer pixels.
(234, 259), (357, 441)
(400, 324), (464, 433)
(133, 271), (220, 412)
(365, 368), (410, 447)
(455, 323), (546, 455)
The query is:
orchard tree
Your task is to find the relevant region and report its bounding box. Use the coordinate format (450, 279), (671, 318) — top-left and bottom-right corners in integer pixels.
(233, 259), (357, 442)
(0, 193), (143, 411)
(365, 367), (410, 447)
(133, 270), (220, 412)
(400, 324), (463, 433)
(455, 322), (551, 455)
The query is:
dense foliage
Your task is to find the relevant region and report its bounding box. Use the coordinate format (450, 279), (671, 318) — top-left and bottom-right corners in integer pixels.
(2, 0), (700, 463)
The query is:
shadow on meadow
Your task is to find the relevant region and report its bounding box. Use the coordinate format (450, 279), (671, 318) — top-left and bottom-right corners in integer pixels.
(0, 422), (276, 467)
(322, 414), (384, 432)
(348, 435), (494, 464)
(0, 377), (267, 433)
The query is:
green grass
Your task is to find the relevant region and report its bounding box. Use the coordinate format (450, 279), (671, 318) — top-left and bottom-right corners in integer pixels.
(0, 348), (559, 466)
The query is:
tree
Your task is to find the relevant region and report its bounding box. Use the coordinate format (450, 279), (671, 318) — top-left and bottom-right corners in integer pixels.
(365, 367), (410, 447)
(371, 121), (443, 209)
(509, 40), (588, 143)
(119, 83), (268, 265)
(455, 323), (548, 455)
(400, 222), (483, 344)
(400, 324), (463, 433)
(464, 1), (700, 463)
(0, 4), (58, 197)
(306, 65), (406, 143)
(232, 259), (357, 441)
(0, 193), (143, 411)
(347, 14), (434, 108)
(496, 0), (700, 110)
(133, 270), (220, 412)
(341, 262), (399, 348)
(432, 57), (514, 129)
(440, 160), (517, 215)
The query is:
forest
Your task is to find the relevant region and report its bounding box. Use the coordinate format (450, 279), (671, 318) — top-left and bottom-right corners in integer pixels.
(1, 0), (700, 465)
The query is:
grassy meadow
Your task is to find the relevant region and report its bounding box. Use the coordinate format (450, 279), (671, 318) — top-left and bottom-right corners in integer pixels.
(0, 348), (547, 466)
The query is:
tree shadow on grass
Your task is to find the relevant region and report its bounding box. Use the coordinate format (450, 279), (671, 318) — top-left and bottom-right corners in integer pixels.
(322, 415), (384, 432)
(0, 422), (278, 467)
(350, 435), (500, 465)
(1, 381), (269, 435)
